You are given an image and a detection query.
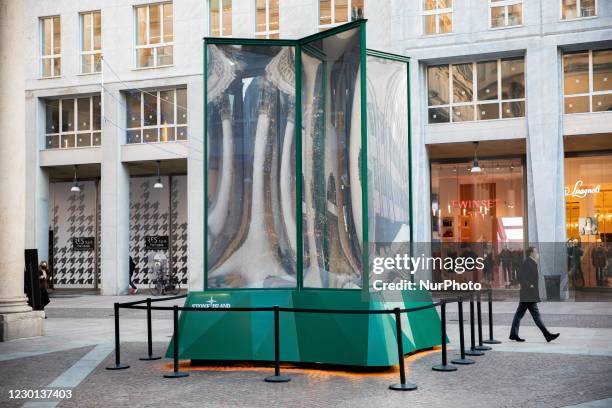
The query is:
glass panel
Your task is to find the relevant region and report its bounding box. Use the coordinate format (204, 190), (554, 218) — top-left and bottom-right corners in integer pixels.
(61, 99), (74, 132)
(92, 131), (101, 146)
(428, 65), (449, 105)
(563, 52), (589, 95)
(93, 53), (102, 73)
(46, 99), (60, 133)
(210, 0), (220, 36)
(143, 92), (158, 126)
(256, 0), (266, 33)
(93, 11), (101, 50)
(46, 135), (59, 149)
(53, 57), (61, 76)
(176, 125), (187, 140)
(477, 102), (500, 120)
(43, 59), (53, 77)
(428, 107), (450, 123)
(126, 92), (141, 128)
(77, 97), (91, 130)
(81, 54), (92, 74)
(301, 26), (363, 288)
(137, 47), (154, 68)
(452, 63), (473, 103)
(438, 0), (452, 8)
(270, 0), (279, 30)
(477, 61), (498, 101)
(501, 100), (525, 118)
(580, 0), (596, 17)
(501, 58), (525, 99)
(335, 0), (348, 23)
(83, 13), (92, 52)
(222, 0), (232, 36)
(61, 134), (75, 148)
(564, 95), (589, 113)
(176, 88), (187, 124)
(42, 18), (52, 55)
(507, 4), (522, 25)
(163, 3), (173, 42)
(53, 16), (61, 55)
(424, 0), (436, 11)
(149, 4), (161, 44)
(76, 133), (92, 147)
(592, 94), (612, 112)
(562, 0), (577, 19)
(160, 90), (175, 125)
(206, 43), (296, 288)
(423, 15), (436, 35)
(452, 105), (474, 122)
(157, 45), (173, 66)
(320, 0), (332, 25)
(351, 0), (364, 20)
(127, 129), (142, 143)
(136, 6), (147, 45)
(490, 6), (505, 28)
(160, 127), (175, 142)
(93, 95), (101, 130)
(593, 50), (612, 92)
(439, 13), (452, 34)
(143, 128), (159, 143)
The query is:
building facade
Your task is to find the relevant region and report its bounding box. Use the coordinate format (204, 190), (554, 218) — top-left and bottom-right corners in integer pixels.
(22, 0), (612, 295)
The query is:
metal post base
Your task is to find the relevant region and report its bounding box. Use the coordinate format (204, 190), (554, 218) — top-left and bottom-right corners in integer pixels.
(451, 358), (475, 365)
(264, 375), (291, 383)
(475, 345), (492, 351)
(389, 383), (418, 391)
(163, 371), (189, 378)
(432, 364), (458, 372)
(465, 349), (485, 356)
(483, 339), (502, 344)
(139, 356), (162, 361)
(106, 363), (130, 370)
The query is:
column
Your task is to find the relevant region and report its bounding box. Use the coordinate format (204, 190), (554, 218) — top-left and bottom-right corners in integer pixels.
(0, 0), (44, 340)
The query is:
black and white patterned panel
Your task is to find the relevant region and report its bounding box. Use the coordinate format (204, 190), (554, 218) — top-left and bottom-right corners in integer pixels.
(51, 181), (97, 287)
(171, 175), (188, 284)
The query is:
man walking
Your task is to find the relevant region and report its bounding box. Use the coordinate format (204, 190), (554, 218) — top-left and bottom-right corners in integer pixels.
(509, 247), (560, 343)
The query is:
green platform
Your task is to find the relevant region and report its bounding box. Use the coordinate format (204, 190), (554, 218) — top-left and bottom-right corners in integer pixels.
(166, 289), (442, 367)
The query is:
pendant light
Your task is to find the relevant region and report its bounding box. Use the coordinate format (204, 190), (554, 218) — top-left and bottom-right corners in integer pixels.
(154, 160), (163, 189)
(470, 141), (482, 174)
(70, 165), (81, 192)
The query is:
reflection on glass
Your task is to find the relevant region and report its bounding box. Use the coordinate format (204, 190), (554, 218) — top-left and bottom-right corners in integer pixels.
(427, 65), (449, 105)
(429, 107), (450, 123)
(46, 100), (59, 133)
(452, 64), (473, 103)
(592, 94), (612, 112)
(501, 101), (525, 118)
(593, 50), (612, 92)
(563, 52), (589, 95)
(501, 58), (525, 99)
(477, 61), (498, 101)
(452, 105), (474, 121)
(477, 102), (500, 120)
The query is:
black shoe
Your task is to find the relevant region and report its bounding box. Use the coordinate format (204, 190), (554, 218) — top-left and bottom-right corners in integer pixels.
(545, 333), (560, 342)
(509, 335), (525, 342)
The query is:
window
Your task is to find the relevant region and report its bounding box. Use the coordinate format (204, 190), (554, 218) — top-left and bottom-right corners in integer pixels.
(40, 16), (61, 77)
(490, 0), (522, 28)
(422, 0), (452, 35)
(45, 96), (101, 149)
(319, 0), (364, 31)
(563, 49), (612, 114)
(80, 11), (102, 74)
(135, 2), (173, 68)
(210, 0), (232, 37)
(427, 57), (526, 123)
(126, 88), (187, 143)
(255, 0), (279, 38)
(561, 0), (596, 20)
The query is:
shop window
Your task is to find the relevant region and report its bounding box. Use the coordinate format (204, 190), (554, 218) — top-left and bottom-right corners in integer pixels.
(45, 96), (101, 149)
(125, 88), (187, 144)
(423, 0), (452, 35)
(210, 0), (232, 37)
(561, 0), (596, 20)
(319, 0), (364, 31)
(80, 11), (102, 74)
(490, 0), (523, 28)
(255, 0), (279, 39)
(563, 49), (612, 113)
(427, 57), (525, 123)
(40, 16), (61, 78)
(135, 2), (173, 68)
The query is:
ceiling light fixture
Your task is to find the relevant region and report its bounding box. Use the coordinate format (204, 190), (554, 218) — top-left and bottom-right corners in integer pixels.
(70, 165), (81, 192)
(470, 142), (482, 174)
(154, 160), (163, 189)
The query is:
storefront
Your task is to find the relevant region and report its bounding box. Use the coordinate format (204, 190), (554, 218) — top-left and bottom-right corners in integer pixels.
(565, 152), (612, 288)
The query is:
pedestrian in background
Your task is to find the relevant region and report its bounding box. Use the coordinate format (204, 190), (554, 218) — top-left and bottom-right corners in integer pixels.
(39, 261), (50, 312)
(129, 256), (138, 295)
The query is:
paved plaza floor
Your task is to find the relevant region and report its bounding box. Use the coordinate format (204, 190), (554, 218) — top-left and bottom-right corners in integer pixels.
(1, 293), (611, 408)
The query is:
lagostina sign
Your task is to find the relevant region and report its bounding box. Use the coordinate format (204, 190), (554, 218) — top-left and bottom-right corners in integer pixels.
(565, 180), (601, 199)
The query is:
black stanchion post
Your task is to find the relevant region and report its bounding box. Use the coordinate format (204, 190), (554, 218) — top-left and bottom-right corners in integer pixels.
(389, 308), (417, 391)
(265, 306), (290, 383)
(465, 294), (485, 356)
(433, 300), (457, 372)
(106, 302), (129, 370)
(163, 305), (189, 378)
(451, 298), (475, 365)
(140, 298), (162, 361)
(483, 288), (501, 344)
(475, 293), (492, 351)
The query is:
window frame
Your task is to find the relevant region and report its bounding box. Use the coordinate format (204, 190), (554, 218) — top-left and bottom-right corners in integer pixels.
(133, 2), (174, 69)
(421, 0), (453, 36)
(488, 0), (523, 29)
(125, 88), (188, 144)
(40, 15), (61, 78)
(426, 58), (527, 124)
(562, 49), (612, 114)
(44, 96), (102, 149)
(318, 0), (364, 31)
(209, 0), (232, 37)
(560, 0), (597, 21)
(79, 10), (102, 75)
(254, 0), (279, 39)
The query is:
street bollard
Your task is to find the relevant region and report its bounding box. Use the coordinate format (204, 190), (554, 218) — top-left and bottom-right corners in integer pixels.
(106, 302), (130, 370)
(475, 293), (492, 351)
(389, 308), (418, 391)
(432, 300), (457, 372)
(163, 305), (189, 378)
(140, 298), (162, 361)
(451, 298), (475, 365)
(265, 306), (290, 383)
(483, 288), (502, 345)
(465, 295), (485, 356)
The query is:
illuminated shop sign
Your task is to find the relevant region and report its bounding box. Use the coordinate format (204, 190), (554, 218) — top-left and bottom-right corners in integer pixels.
(450, 199), (499, 209)
(565, 180), (601, 199)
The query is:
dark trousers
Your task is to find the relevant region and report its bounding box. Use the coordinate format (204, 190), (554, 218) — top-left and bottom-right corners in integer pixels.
(129, 271), (137, 290)
(510, 302), (550, 338)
